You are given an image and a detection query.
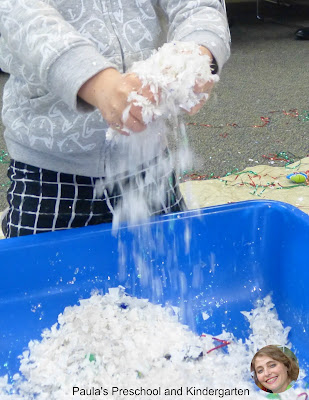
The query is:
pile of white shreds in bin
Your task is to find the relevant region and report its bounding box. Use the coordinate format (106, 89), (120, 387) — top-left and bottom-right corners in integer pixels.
(0, 288), (307, 399)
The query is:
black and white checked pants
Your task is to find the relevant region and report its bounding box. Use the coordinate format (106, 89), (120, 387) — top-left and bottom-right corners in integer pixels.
(3, 157), (186, 238)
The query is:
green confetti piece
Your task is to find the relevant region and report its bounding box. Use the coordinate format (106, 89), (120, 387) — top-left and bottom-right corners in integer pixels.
(136, 370), (144, 378)
(266, 393), (281, 399)
(85, 353), (96, 362)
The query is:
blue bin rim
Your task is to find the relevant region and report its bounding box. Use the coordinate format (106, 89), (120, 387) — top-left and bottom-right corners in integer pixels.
(0, 199), (307, 249)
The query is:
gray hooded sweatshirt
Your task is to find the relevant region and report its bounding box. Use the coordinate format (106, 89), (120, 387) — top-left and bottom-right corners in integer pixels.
(0, 0), (230, 178)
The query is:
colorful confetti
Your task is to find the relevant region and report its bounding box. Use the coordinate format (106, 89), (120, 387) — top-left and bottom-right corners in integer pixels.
(204, 337), (231, 354)
(187, 109), (309, 131)
(0, 150), (9, 164)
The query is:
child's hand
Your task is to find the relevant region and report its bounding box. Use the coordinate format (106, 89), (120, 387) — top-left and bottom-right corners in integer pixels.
(78, 68), (155, 135)
(185, 46), (216, 116)
(186, 79), (214, 115)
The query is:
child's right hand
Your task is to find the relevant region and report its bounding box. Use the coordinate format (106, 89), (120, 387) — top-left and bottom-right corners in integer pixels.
(78, 68), (155, 135)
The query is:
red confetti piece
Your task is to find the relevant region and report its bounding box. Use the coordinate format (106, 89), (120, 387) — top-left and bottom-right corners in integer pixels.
(262, 152), (294, 165)
(200, 336), (231, 354)
(282, 109), (299, 118)
(251, 116), (270, 128)
(186, 108), (307, 130)
(248, 175), (256, 187)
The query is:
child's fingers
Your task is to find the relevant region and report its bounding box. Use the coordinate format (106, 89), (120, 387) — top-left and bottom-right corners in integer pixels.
(139, 85), (158, 104)
(125, 109), (147, 133)
(193, 79), (214, 95)
(186, 99), (207, 116)
(124, 82), (158, 132)
(110, 122), (130, 136)
(184, 79), (214, 115)
(118, 102), (147, 133)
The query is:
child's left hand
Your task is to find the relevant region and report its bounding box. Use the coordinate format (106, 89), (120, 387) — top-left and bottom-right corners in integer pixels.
(186, 46), (216, 115)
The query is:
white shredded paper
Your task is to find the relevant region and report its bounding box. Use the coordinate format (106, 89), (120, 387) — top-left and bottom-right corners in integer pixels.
(0, 289), (307, 400)
(106, 40), (218, 140)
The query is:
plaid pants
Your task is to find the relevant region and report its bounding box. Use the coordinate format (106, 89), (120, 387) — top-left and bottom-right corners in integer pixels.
(3, 157), (186, 238)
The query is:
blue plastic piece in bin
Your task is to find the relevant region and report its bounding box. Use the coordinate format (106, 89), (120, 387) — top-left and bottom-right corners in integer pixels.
(0, 200), (308, 381)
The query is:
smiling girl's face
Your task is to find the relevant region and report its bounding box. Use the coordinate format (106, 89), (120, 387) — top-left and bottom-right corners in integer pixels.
(255, 355), (290, 393)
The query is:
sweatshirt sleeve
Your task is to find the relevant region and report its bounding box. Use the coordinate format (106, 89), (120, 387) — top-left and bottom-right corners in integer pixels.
(0, 0), (118, 111)
(158, 0), (231, 73)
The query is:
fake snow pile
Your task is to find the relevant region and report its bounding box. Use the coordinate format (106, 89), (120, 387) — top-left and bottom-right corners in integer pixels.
(0, 289), (306, 400)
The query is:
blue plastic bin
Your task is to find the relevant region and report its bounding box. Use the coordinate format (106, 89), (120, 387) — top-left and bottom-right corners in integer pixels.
(0, 200), (308, 381)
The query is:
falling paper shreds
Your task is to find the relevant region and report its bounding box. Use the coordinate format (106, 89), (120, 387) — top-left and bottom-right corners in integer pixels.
(97, 41), (213, 229)
(0, 288), (307, 399)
